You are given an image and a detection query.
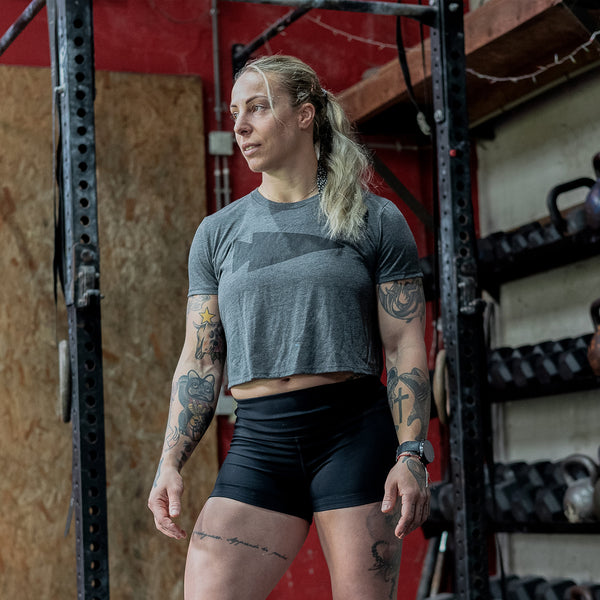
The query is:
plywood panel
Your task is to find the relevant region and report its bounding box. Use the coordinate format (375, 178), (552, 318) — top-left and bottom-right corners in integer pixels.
(0, 65), (214, 600)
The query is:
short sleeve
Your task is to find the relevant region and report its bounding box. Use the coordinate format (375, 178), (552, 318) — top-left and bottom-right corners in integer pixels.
(188, 219), (219, 296)
(376, 201), (423, 284)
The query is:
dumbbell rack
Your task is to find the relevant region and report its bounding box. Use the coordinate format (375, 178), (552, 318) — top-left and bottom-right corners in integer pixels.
(421, 130), (600, 544)
(421, 200), (600, 303)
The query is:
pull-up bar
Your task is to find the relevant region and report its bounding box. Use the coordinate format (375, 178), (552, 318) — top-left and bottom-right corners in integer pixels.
(224, 0), (438, 26)
(0, 0), (46, 58)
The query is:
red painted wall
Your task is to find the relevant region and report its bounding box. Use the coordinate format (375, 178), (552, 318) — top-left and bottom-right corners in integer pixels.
(1, 1), (472, 597)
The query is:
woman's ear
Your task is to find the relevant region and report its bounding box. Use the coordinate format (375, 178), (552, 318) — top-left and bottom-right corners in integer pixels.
(297, 102), (316, 130)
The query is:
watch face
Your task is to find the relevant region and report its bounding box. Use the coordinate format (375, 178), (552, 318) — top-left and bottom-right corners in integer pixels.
(421, 440), (435, 464)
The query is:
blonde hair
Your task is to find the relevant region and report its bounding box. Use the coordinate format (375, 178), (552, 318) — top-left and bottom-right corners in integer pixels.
(236, 55), (372, 242)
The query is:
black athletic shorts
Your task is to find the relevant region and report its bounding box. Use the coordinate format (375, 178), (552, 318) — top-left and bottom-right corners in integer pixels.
(210, 376), (397, 523)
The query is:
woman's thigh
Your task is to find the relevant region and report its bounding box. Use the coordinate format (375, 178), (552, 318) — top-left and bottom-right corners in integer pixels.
(185, 497), (310, 600)
(314, 501), (403, 600)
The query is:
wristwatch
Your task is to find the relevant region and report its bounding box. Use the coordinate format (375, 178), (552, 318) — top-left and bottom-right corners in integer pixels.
(396, 440), (435, 465)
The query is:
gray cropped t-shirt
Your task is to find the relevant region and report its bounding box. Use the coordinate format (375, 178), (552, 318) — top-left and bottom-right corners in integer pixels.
(188, 189), (422, 387)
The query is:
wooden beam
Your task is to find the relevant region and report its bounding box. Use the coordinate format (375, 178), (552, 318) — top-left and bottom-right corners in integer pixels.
(338, 0), (600, 127)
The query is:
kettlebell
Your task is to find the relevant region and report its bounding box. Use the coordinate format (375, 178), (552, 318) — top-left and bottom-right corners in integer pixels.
(560, 454), (599, 523)
(569, 585), (595, 600)
(547, 177), (595, 236)
(593, 446), (600, 520)
(587, 299), (600, 376)
(584, 151), (600, 229)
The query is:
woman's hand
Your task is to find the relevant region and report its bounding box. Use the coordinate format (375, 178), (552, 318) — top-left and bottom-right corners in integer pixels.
(148, 464), (187, 540)
(381, 455), (430, 539)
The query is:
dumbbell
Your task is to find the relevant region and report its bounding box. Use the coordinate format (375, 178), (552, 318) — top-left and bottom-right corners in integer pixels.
(511, 345), (537, 388)
(510, 461), (555, 522)
(534, 484), (568, 523)
(532, 342), (564, 386)
(490, 574), (519, 599)
(510, 230), (531, 254)
(488, 347), (517, 390)
(525, 222), (548, 248)
(532, 460), (569, 523)
(508, 576), (547, 600)
(494, 461), (531, 484)
(558, 336), (594, 380)
(534, 578), (577, 600)
(490, 462), (531, 522)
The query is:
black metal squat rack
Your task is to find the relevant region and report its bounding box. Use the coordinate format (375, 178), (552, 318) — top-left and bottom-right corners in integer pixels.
(0, 1), (489, 599)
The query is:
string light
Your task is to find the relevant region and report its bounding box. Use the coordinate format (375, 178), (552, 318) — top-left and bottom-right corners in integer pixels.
(466, 30), (600, 84)
(308, 15), (600, 86)
(307, 15), (397, 51)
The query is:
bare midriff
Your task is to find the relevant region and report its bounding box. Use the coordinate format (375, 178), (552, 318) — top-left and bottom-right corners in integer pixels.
(230, 371), (361, 400)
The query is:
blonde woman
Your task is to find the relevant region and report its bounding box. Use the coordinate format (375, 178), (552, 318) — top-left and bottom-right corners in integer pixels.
(148, 55), (432, 600)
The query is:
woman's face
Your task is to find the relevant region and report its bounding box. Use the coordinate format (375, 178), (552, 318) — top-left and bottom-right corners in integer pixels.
(230, 71), (307, 174)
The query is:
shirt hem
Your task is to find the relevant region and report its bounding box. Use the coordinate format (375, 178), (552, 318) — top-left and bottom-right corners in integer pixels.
(226, 366), (382, 389)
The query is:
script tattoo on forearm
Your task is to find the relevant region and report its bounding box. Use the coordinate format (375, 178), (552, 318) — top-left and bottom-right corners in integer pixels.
(188, 295), (226, 363)
(378, 279), (425, 324)
(387, 367), (429, 438)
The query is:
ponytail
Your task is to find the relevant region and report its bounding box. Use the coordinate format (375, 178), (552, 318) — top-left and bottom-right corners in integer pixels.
(317, 92), (371, 242)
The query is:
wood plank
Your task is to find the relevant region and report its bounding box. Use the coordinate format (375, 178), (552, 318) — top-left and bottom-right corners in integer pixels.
(338, 0), (600, 127)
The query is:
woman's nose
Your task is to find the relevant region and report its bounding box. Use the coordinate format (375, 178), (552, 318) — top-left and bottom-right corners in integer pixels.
(234, 114), (250, 136)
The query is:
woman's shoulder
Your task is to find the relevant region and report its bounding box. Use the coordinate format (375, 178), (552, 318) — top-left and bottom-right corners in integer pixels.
(196, 191), (256, 232)
(363, 191), (407, 226)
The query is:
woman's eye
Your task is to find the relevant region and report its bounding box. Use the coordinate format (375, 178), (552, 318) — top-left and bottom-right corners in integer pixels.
(251, 104), (265, 113)
(230, 112), (238, 122)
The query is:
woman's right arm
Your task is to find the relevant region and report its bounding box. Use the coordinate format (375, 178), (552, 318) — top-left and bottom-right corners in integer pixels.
(147, 294), (226, 539)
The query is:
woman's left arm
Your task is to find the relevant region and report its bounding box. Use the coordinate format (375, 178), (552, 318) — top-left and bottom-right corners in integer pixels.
(377, 277), (431, 538)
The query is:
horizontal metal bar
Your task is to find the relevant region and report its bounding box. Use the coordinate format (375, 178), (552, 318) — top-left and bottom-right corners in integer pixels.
(233, 7), (312, 72)
(0, 0), (46, 58)
(224, 0), (438, 25)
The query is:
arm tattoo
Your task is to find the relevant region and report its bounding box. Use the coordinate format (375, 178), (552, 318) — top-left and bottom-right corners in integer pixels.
(163, 370), (216, 467)
(402, 455), (427, 491)
(387, 367), (430, 438)
(177, 370), (216, 442)
(152, 457), (164, 488)
(378, 279), (424, 324)
(189, 296), (226, 363)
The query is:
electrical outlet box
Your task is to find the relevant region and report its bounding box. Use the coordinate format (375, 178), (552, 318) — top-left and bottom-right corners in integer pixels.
(209, 131), (234, 156)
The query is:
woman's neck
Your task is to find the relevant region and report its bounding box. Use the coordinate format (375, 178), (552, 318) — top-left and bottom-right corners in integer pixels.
(259, 161), (318, 204)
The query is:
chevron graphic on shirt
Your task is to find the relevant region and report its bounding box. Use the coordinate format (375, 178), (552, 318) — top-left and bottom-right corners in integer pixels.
(232, 232), (343, 273)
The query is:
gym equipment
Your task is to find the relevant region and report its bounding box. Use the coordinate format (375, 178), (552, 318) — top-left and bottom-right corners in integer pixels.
(547, 179), (595, 237)
(489, 574), (518, 599)
(594, 447), (600, 520)
(534, 578), (577, 600)
(508, 576), (547, 600)
(558, 336), (595, 381)
(489, 461), (530, 522)
(487, 333), (598, 399)
(584, 152), (600, 230)
(510, 461), (554, 523)
(568, 585), (600, 600)
(588, 299), (600, 375)
(561, 454), (599, 523)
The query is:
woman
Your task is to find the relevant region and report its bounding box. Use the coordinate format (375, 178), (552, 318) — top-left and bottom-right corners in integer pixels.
(148, 55), (432, 600)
